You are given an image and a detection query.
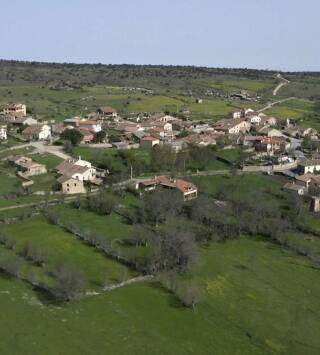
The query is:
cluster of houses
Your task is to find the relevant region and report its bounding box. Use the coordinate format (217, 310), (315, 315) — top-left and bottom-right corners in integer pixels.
(4, 101), (320, 204)
(283, 160), (320, 196)
(0, 103), (50, 141)
(1, 103), (319, 157)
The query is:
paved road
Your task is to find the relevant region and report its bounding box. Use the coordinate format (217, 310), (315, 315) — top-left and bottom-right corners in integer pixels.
(273, 73), (290, 96)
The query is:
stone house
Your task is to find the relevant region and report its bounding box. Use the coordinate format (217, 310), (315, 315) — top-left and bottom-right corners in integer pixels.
(140, 136), (160, 149)
(11, 156), (47, 177)
(22, 124), (51, 141)
(57, 175), (86, 194)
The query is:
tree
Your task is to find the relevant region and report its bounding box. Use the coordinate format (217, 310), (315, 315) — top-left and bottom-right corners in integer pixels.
(60, 129), (83, 146)
(129, 224), (154, 247)
(63, 140), (74, 154)
(148, 228), (197, 274)
(52, 263), (86, 302)
(87, 192), (116, 215)
(150, 145), (175, 172)
(93, 130), (107, 143)
(139, 189), (183, 226)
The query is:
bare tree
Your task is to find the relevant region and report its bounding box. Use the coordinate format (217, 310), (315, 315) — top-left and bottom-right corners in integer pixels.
(51, 263), (87, 302)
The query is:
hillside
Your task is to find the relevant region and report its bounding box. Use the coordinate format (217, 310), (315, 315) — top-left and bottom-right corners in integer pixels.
(1, 60), (319, 124)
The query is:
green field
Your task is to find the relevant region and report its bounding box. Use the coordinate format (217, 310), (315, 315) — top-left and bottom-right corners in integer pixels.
(191, 174), (282, 196)
(265, 99), (315, 120)
(30, 153), (63, 170)
(52, 204), (134, 241)
(0, 83), (266, 123)
(0, 236), (318, 354)
(2, 216), (132, 288)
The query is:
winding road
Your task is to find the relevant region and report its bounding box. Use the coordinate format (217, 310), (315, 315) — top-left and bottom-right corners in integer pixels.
(273, 73), (290, 96)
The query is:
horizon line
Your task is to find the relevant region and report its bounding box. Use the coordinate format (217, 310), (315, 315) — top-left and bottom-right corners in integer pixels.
(1, 58), (319, 74)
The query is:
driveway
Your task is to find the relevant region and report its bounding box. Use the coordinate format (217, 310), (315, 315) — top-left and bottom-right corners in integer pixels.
(30, 141), (72, 160)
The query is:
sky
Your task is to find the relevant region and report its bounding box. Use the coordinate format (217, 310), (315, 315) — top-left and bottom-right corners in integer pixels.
(1, 0), (319, 71)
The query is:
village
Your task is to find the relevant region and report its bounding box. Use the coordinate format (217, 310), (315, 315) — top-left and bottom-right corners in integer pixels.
(1, 101), (320, 207)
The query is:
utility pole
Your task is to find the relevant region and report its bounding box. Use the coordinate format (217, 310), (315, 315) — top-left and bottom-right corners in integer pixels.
(130, 164), (133, 180)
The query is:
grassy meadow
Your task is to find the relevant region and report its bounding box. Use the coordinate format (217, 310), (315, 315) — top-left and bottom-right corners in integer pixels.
(0, 174), (318, 354)
(0, 236), (318, 354)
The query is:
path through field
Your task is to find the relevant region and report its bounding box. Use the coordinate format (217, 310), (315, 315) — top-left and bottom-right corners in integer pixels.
(258, 96), (295, 112)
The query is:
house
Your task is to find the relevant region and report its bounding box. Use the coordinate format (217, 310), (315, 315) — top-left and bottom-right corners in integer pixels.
(295, 173), (313, 188)
(57, 175), (86, 195)
(63, 117), (81, 127)
(6, 116), (38, 126)
(56, 157), (96, 182)
(78, 120), (102, 133)
(171, 120), (192, 132)
(3, 103), (26, 117)
(146, 126), (174, 140)
(233, 110), (245, 119)
(0, 125), (7, 140)
(98, 106), (118, 118)
(259, 116), (277, 127)
(297, 159), (320, 174)
(63, 118), (102, 133)
(11, 156), (47, 177)
(138, 175), (198, 201)
(140, 136), (160, 149)
(258, 127), (283, 137)
(247, 113), (263, 125)
(22, 124), (51, 141)
(284, 127), (302, 138)
(189, 123), (214, 134)
(148, 114), (176, 123)
(301, 127), (318, 137)
(79, 128), (94, 144)
(294, 173), (320, 189)
(244, 108), (255, 116)
(182, 132), (217, 147)
(255, 137), (285, 154)
(51, 123), (66, 136)
(242, 135), (263, 146)
(214, 118), (251, 134)
(283, 182), (306, 195)
(168, 140), (185, 153)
